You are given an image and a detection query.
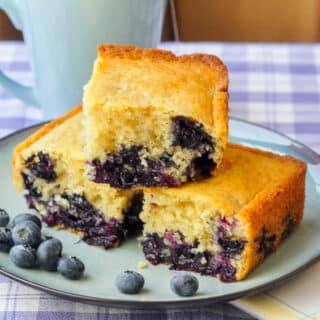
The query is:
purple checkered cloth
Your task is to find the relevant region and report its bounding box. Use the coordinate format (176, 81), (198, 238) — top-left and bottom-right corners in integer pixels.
(0, 41), (320, 320)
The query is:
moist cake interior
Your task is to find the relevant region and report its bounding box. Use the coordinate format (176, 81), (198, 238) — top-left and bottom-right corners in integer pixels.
(85, 107), (217, 189)
(15, 112), (141, 249)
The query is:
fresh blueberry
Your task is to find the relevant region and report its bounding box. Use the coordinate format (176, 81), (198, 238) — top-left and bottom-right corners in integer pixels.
(172, 116), (214, 151)
(0, 209), (10, 227)
(9, 244), (37, 268)
(115, 270), (144, 294)
(170, 273), (199, 297)
(0, 228), (14, 252)
(12, 221), (41, 248)
(36, 238), (62, 271)
(57, 256), (85, 280)
(11, 213), (42, 229)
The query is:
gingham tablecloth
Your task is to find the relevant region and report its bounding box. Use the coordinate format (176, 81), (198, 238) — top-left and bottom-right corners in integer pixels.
(0, 41), (320, 320)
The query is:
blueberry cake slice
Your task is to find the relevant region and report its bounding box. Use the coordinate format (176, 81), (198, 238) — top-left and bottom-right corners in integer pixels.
(140, 144), (306, 282)
(83, 45), (228, 189)
(12, 106), (142, 249)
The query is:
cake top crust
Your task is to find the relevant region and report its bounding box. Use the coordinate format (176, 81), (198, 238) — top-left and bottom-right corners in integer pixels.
(97, 44), (228, 91)
(84, 44), (229, 142)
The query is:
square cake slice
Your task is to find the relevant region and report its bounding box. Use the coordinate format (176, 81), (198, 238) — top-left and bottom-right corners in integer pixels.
(12, 106), (142, 249)
(140, 144), (307, 282)
(83, 44), (228, 189)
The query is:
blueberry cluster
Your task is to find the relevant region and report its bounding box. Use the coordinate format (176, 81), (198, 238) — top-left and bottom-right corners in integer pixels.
(88, 116), (216, 189)
(42, 193), (128, 249)
(0, 209), (84, 280)
(172, 116), (214, 151)
(89, 146), (180, 189)
(21, 171), (145, 250)
(141, 230), (246, 283)
(24, 152), (57, 182)
(23, 189), (134, 249)
(173, 116), (216, 180)
(21, 152), (57, 210)
(217, 227), (246, 257)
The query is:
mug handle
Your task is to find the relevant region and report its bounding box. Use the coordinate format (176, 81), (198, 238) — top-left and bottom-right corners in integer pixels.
(0, 0), (39, 106)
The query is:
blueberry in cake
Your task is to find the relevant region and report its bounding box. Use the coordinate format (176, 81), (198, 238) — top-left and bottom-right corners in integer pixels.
(12, 106), (141, 249)
(140, 144), (307, 282)
(83, 45), (229, 189)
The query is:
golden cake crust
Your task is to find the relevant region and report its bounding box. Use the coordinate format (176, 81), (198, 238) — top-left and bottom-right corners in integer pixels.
(233, 144), (307, 279)
(12, 105), (82, 190)
(238, 162), (306, 280)
(98, 44), (228, 91)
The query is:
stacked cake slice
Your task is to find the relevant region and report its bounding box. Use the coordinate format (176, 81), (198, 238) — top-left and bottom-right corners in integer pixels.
(12, 45), (307, 282)
(83, 45), (228, 188)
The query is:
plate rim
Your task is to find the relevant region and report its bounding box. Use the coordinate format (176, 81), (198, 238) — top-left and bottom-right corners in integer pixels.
(0, 118), (319, 308)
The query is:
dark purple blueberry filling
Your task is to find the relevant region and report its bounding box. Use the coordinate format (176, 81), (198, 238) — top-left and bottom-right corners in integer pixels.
(21, 153), (56, 206)
(173, 117), (216, 179)
(41, 193), (127, 249)
(46, 193), (101, 230)
(24, 152), (57, 182)
(21, 167), (143, 249)
(141, 231), (246, 283)
(255, 227), (276, 256)
(141, 232), (165, 265)
(21, 172), (41, 199)
(185, 151), (216, 180)
(21, 154), (144, 249)
(82, 218), (127, 249)
(217, 227), (246, 257)
(88, 116), (216, 188)
(172, 116), (214, 152)
(89, 145), (180, 189)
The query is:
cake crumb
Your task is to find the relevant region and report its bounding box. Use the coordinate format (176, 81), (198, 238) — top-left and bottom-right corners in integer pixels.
(137, 261), (147, 269)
